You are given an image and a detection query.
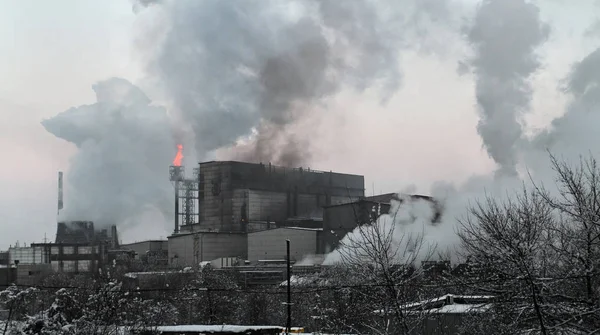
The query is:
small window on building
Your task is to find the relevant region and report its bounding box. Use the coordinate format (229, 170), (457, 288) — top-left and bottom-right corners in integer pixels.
(79, 246), (92, 254)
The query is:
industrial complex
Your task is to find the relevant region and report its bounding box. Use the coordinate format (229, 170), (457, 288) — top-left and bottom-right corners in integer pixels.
(0, 159), (434, 287)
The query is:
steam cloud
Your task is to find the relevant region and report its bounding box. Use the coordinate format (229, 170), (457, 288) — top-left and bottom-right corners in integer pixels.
(138, 0), (450, 167)
(42, 78), (174, 229)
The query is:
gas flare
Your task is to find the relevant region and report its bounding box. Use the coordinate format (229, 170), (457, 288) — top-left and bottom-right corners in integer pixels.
(173, 144), (183, 166)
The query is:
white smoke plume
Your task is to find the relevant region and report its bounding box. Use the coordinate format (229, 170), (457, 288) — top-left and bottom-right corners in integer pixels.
(325, 0), (600, 266)
(324, 195), (451, 265)
(42, 78), (175, 230)
(135, 0), (454, 167)
(467, 0), (549, 177)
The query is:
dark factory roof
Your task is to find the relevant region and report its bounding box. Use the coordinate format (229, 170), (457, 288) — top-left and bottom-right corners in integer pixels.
(199, 160), (364, 177)
(169, 230), (247, 238)
(324, 193), (435, 208)
(364, 193), (398, 203)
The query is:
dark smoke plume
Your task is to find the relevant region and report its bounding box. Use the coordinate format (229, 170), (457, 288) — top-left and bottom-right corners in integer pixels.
(137, 0), (448, 166)
(42, 78), (174, 228)
(466, 0), (549, 177)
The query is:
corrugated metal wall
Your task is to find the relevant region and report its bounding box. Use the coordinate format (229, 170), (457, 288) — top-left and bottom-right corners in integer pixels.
(168, 233), (248, 267)
(247, 228), (317, 262)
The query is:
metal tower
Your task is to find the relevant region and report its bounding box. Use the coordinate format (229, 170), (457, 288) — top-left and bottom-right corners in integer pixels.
(169, 165), (199, 234)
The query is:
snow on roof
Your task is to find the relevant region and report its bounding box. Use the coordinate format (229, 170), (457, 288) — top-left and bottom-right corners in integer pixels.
(279, 275), (329, 287)
(374, 294), (495, 315)
(124, 269), (195, 278)
(402, 294), (494, 309)
(149, 325), (282, 333)
(284, 227), (323, 231)
(429, 303), (492, 314)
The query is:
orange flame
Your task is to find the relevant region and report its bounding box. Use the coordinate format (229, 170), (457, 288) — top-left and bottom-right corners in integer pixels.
(173, 144), (184, 166)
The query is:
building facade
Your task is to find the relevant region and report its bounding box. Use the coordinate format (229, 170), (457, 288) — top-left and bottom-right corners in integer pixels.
(322, 198), (392, 254)
(56, 221), (119, 249)
(322, 194), (441, 253)
(247, 227), (323, 262)
(7, 243), (107, 284)
(167, 232), (247, 267)
(121, 240), (168, 266)
(179, 161), (365, 233)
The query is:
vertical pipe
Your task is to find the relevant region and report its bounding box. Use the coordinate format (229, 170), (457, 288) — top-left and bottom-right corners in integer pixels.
(286, 239), (291, 334)
(58, 171), (63, 214)
(174, 182), (180, 234)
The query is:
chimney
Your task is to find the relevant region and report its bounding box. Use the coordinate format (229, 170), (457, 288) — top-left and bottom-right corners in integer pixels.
(58, 171), (64, 213)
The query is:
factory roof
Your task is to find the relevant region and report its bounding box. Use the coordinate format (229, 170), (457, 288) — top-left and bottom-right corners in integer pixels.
(247, 227), (323, 235)
(168, 230), (247, 238)
(363, 192), (399, 203)
(324, 193), (435, 208)
(120, 239), (168, 245)
(199, 160), (364, 177)
(284, 227), (323, 231)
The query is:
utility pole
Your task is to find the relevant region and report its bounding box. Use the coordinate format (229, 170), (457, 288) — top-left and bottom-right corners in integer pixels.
(286, 239), (292, 334)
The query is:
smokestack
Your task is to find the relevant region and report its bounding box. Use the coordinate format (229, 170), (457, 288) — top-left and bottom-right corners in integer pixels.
(58, 171), (64, 214)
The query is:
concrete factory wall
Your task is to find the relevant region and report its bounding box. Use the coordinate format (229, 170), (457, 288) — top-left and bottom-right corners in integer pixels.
(16, 264), (52, 286)
(193, 161), (365, 232)
(168, 232), (247, 267)
(232, 189), (288, 223)
(247, 227), (320, 262)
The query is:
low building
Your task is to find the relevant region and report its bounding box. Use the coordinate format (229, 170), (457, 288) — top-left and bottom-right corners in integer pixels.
(0, 265), (16, 289)
(247, 227), (323, 262)
(14, 264), (52, 286)
(56, 221), (119, 249)
(168, 231), (247, 267)
(403, 294), (494, 335)
(121, 240), (168, 266)
(7, 243), (107, 284)
(0, 251), (8, 266)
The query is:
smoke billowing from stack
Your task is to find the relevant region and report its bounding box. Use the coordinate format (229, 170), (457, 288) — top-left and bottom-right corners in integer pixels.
(42, 78), (175, 229)
(137, 0), (449, 167)
(466, 0), (549, 177)
(530, 48), (600, 165)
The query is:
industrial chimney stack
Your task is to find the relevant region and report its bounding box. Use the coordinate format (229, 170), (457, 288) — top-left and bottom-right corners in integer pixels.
(58, 171), (64, 214)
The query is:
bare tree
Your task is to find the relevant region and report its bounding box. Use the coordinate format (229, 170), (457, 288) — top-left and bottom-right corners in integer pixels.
(531, 154), (600, 331)
(458, 188), (555, 334)
(332, 202), (436, 334)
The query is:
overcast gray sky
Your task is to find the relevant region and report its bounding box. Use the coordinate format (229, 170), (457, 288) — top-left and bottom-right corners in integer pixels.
(0, 0), (598, 249)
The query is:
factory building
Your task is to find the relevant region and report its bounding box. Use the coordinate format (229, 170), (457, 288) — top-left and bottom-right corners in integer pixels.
(321, 193), (441, 253)
(247, 227), (323, 262)
(168, 231), (248, 267)
(168, 161), (365, 267)
(177, 161), (364, 233)
(55, 221), (120, 249)
(7, 243), (107, 285)
(121, 240), (168, 266)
